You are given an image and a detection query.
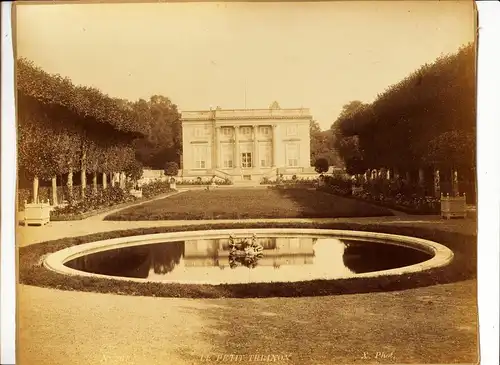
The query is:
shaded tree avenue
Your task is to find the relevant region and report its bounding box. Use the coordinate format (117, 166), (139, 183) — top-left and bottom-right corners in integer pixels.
(330, 43), (476, 199)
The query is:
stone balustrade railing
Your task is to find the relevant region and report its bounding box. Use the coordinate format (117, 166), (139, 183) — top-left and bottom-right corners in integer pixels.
(182, 108), (311, 121)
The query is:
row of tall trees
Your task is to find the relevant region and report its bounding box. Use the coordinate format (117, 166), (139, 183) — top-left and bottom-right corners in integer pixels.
(331, 43), (476, 197)
(17, 58), (148, 205)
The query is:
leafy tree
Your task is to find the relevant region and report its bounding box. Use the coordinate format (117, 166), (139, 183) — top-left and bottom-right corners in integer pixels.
(331, 43), (475, 177)
(164, 161), (179, 177)
(133, 95), (182, 169)
(124, 159), (144, 184)
(314, 158), (329, 174)
(310, 120), (342, 166)
(17, 58), (149, 202)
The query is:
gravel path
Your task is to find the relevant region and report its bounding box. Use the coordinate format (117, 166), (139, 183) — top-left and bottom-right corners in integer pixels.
(17, 215), (476, 247)
(18, 280), (477, 365)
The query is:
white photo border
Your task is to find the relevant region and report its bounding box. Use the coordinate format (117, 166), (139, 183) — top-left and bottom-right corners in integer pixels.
(2, 1), (499, 364)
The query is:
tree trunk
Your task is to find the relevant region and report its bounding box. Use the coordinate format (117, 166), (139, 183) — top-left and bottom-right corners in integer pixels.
(418, 168), (425, 187)
(385, 168), (391, 180)
(120, 172), (126, 189)
(110, 172), (116, 187)
(67, 168), (74, 201)
(102, 172), (107, 190)
(92, 172), (98, 193)
(32, 176), (39, 204)
(51, 176), (58, 206)
(433, 168), (440, 198)
(80, 137), (87, 199)
(451, 168), (459, 197)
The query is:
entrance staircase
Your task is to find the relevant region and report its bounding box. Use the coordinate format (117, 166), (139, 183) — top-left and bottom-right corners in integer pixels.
(212, 168), (278, 187)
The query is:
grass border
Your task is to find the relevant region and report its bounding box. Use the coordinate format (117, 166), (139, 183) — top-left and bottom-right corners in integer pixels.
(19, 222), (476, 298)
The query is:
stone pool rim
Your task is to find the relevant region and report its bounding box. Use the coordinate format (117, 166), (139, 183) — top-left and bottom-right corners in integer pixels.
(43, 228), (454, 285)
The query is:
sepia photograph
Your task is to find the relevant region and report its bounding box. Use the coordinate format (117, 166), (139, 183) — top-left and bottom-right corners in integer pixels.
(14, 1), (478, 364)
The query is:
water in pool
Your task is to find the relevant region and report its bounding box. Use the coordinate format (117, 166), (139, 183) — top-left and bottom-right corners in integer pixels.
(64, 235), (432, 284)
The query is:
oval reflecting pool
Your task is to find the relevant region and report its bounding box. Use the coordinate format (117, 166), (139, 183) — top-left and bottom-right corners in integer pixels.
(63, 233), (434, 284)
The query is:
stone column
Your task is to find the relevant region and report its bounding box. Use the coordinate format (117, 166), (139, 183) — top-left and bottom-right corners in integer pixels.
(253, 125), (259, 168)
(102, 172), (107, 190)
(272, 124), (277, 167)
(234, 126), (240, 168)
(214, 126), (220, 168)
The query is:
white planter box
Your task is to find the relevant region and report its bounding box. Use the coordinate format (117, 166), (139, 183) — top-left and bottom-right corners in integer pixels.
(130, 189), (143, 199)
(351, 186), (364, 195)
(441, 194), (467, 219)
(23, 202), (51, 226)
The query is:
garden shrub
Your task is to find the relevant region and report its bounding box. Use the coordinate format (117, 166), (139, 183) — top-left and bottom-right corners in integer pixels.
(323, 175), (440, 214)
(177, 178), (232, 186)
(141, 180), (173, 199)
(51, 186), (136, 218)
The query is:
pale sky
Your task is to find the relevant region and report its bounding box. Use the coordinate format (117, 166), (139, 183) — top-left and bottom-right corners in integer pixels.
(16, 1), (475, 130)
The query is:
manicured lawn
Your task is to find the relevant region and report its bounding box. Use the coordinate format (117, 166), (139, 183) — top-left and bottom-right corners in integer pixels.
(104, 188), (395, 220)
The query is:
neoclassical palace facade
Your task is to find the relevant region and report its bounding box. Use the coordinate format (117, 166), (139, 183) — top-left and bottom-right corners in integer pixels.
(181, 102), (314, 182)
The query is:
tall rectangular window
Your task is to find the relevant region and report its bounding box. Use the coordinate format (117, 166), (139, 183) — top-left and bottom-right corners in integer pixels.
(286, 143), (299, 167)
(259, 142), (272, 167)
(241, 152), (252, 168)
(222, 144), (233, 168)
(240, 143), (252, 168)
(193, 145), (208, 169)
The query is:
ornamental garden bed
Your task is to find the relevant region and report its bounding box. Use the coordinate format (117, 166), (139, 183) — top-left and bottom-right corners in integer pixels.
(18, 222), (476, 298)
(318, 186), (440, 215)
(18, 182), (177, 223)
(343, 193), (440, 215)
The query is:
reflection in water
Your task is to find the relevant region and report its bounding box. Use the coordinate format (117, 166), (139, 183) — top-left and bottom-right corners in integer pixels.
(342, 240), (431, 273)
(228, 234), (264, 269)
(151, 242), (184, 274)
(65, 235), (432, 284)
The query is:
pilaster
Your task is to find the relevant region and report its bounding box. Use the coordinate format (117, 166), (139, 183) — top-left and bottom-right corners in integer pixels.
(272, 124), (277, 167)
(234, 126), (240, 168)
(214, 126), (220, 168)
(253, 125), (259, 169)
